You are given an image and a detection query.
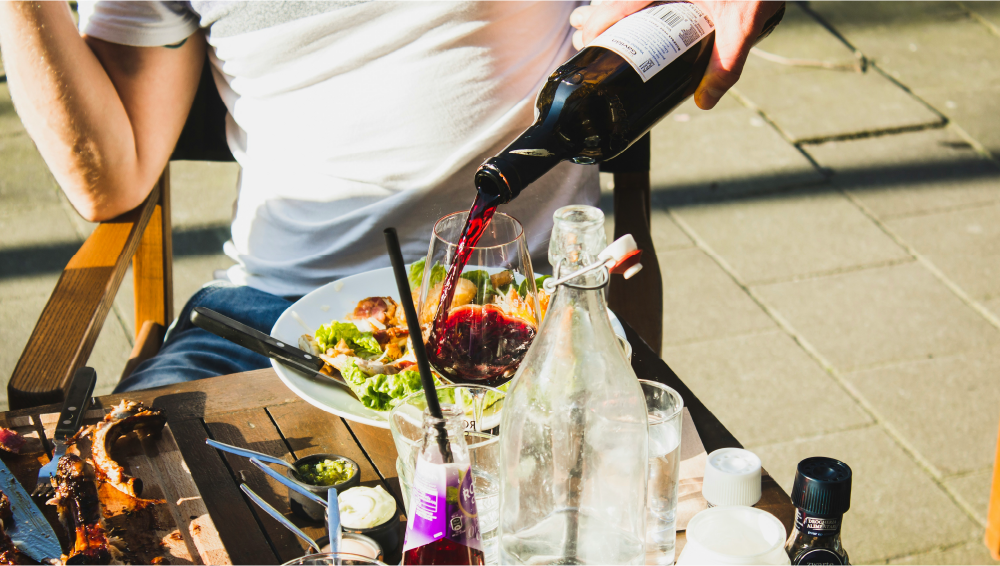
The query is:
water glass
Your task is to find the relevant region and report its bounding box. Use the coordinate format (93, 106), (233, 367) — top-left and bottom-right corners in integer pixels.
(282, 553), (385, 565)
(389, 385), (504, 565)
(640, 380), (684, 566)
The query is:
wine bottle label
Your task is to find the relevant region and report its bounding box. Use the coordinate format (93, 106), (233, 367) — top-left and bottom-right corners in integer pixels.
(589, 2), (715, 82)
(402, 460), (484, 552)
(793, 548), (846, 565)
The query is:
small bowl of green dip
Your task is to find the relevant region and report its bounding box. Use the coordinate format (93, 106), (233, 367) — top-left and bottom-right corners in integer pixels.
(286, 453), (360, 521)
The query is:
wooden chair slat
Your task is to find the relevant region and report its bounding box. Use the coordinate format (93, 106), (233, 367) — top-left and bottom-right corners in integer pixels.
(132, 170), (174, 335)
(8, 183), (162, 409)
(609, 170), (663, 356)
(986, 417), (1000, 560)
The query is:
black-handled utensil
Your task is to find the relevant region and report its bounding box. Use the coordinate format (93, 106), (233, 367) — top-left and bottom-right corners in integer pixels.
(32, 366), (97, 499)
(190, 307), (361, 401)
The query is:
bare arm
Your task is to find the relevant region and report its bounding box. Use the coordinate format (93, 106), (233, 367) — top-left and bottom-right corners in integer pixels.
(0, 1), (205, 221)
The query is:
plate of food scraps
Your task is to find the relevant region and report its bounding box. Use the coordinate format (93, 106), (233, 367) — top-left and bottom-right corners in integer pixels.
(270, 265), (629, 429)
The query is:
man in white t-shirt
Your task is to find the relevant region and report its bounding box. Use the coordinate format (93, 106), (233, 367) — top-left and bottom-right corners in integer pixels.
(0, 1), (781, 391)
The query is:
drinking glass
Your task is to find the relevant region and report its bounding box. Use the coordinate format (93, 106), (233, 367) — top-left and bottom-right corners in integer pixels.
(640, 379), (684, 566)
(416, 211), (542, 394)
(390, 385), (504, 566)
(282, 553), (386, 565)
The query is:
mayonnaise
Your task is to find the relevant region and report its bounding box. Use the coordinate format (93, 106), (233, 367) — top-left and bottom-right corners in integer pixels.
(338, 485), (396, 529)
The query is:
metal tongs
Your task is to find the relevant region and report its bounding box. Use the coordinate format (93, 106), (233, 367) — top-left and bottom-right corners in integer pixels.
(543, 234), (643, 291)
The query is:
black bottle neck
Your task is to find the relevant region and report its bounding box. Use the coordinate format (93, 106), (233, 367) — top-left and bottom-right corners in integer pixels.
(475, 123), (568, 203)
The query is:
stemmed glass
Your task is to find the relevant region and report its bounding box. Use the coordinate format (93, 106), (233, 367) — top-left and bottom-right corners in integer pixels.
(415, 211), (543, 429)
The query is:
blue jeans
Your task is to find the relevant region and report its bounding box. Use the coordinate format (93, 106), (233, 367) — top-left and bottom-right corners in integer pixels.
(115, 282), (295, 392)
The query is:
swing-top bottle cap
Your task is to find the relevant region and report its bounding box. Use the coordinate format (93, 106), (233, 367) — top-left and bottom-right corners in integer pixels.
(791, 457), (852, 516)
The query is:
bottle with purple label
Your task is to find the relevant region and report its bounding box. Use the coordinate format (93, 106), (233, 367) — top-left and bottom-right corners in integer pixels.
(402, 404), (486, 566)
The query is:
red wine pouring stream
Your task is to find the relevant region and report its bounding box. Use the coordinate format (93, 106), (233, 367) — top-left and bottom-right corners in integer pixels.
(429, 2), (785, 382)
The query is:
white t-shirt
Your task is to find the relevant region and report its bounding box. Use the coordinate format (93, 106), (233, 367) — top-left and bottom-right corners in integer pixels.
(78, 1), (599, 297)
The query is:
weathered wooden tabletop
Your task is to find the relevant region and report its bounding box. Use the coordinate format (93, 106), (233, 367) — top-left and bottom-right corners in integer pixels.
(0, 321), (793, 565)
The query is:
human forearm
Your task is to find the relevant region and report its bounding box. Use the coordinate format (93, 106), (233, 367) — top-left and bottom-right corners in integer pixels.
(0, 2), (202, 221)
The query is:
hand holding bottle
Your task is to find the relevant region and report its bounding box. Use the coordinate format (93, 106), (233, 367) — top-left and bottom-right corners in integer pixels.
(570, 0), (786, 109)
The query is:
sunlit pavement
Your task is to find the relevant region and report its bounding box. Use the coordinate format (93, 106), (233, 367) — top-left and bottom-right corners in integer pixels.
(3, 3), (1000, 563)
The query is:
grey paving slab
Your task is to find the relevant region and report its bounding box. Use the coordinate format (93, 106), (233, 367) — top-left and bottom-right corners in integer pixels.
(648, 98), (823, 207)
(663, 330), (870, 447)
(0, 133), (61, 204)
(657, 248), (775, 346)
(846, 351), (1000, 476)
(674, 190), (908, 284)
(0, 294), (48, 412)
(599, 173), (694, 252)
(755, 262), (1000, 371)
(734, 68), (942, 144)
(968, 2), (1000, 30)
(0, 202), (79, 249)
(743, 2), (862, 77)
(804, 127), (1000, 219)
(812, 2), (1000, 91)
(649, 210), (692, 252)
(169, 160), (240, 228)
(888, 538), (999, 565)
(0, 203), (79, 299)
(946, 468), (995, 525)
(754, 425), (981, 563)
(887, 202), (1000, 301)
(915, 85), (1000, 159)
(0, 83), (25, 137)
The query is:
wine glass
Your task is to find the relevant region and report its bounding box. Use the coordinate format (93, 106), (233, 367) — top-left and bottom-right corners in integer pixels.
(415, 211), (543, 429)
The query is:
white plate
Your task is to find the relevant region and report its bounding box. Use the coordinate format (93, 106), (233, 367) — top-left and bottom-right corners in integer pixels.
(270, 266), (629, 429)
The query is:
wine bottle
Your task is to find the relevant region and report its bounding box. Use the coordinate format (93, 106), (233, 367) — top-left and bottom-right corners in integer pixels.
(475, 2), (785, 203)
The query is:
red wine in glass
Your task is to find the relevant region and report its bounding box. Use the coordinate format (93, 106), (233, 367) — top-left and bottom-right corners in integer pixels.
(426, 304), (536, 388)
(426, 190), (539, 388)
(403, 537), (485, 566)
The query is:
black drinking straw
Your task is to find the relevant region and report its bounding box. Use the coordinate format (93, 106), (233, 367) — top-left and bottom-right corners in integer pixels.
(383, 228), (445, 421)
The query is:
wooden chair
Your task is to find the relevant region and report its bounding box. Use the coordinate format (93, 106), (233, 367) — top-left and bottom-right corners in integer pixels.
(988, 418), (1000, 560)
(7, 57), (233, 410)
(7, 63), (664, 411)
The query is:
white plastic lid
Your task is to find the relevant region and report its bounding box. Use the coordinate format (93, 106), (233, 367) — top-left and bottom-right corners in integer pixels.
(703, 448), (762, 507)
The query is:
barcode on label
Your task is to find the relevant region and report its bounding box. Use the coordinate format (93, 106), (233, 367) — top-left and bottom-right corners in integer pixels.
(648, 6), (684, 28)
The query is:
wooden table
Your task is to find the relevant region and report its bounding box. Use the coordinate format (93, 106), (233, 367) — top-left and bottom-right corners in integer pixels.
(0, 322), (793, 564)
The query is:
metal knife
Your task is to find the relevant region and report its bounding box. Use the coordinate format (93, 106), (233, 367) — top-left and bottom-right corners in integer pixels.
(0, 456), (62, 561)
(190, 307), (362, 401)
(33, 367), (97, 498)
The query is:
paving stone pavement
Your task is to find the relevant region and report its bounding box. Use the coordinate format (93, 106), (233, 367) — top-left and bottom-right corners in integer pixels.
(3, 3), (1000, 563)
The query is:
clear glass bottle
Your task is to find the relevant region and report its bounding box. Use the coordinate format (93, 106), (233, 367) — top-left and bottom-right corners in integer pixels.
(498, 205), (648, 565)
(402, 405), (486, 566)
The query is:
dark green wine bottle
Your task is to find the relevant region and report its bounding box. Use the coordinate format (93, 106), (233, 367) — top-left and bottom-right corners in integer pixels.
(476, 2), (785, 203)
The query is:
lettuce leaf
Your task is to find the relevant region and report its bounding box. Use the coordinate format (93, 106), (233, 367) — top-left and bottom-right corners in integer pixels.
(518, 275), (551, 298)
(460, 270), (497, 304)
(409, 259), (447, 290)
(315, 321), (382, 358)
(342, 361), (426, 412)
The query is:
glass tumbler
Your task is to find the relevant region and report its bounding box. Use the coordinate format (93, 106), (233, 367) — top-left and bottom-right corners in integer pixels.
(390, 385), (504, 566)
(640, 379), (684, 566)
(282, 553), (386, 565)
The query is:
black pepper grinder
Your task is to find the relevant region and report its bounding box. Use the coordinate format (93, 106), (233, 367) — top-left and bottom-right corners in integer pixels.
(785, 457), (852, 565)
